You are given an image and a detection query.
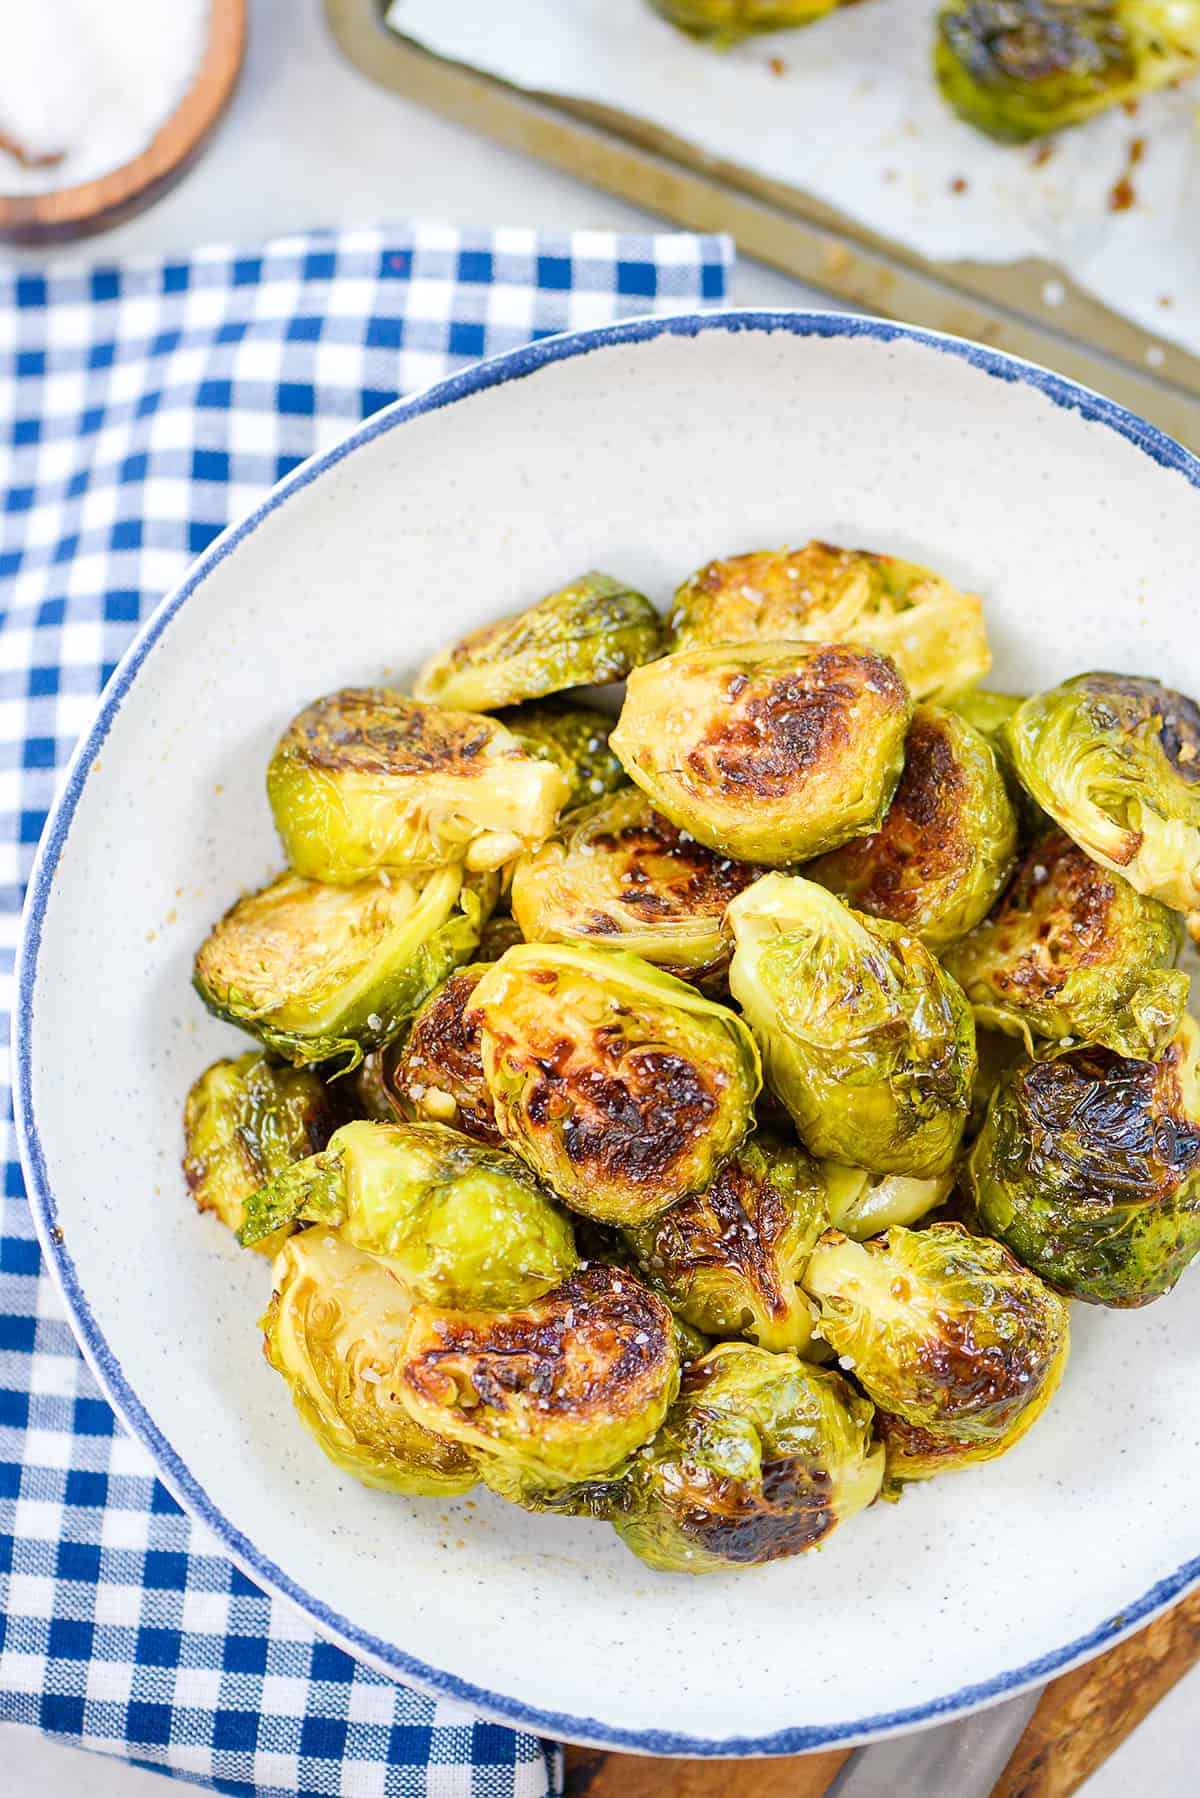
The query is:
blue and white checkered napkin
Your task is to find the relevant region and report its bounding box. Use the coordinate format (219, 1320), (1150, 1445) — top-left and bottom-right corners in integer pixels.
(0, 222), (733, 1797)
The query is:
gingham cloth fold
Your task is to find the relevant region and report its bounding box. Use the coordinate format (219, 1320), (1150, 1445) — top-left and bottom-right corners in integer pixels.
(0, 222), (734, 1798)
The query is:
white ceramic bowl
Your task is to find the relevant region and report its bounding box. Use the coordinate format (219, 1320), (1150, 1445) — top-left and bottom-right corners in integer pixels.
(15, 313), (1200, 1756)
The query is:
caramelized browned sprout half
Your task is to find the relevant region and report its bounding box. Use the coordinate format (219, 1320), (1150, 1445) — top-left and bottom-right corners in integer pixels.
(384, 965), (500, 1144)
(666, 542), (989, 700)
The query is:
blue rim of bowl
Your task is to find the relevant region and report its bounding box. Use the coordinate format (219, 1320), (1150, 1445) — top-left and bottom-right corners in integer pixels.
(14, 308), (1200, 1756)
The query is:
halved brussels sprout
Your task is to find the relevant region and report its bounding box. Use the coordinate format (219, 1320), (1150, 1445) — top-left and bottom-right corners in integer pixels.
(876, 1398), (1054, 1498)
(651, 0), (846, 40)
(810, 705), (1017, 950)
(240, 1119), (576, 1309)
(183, 1052), (338, 1251)
(397, 1264), (679, 1500)
(943, 827), (1188, 1059)
(665, 542), (989, 701)
(1007, 673), (1200, 915)
(935, 0), (1200, 143)
(499, 700), (628, 813)
(384, 965), (500, 1144)
(728, 874), (976, 1177)
(267, 688), (570, 881)
(193, 866), (487, 1070)
(471, 943), (761, 1225)
(413, 573), (661, 712)
(614, 1342), (883, 1573)
(821, 1162), (954, 1241)
(610, 641), (913, 865)
(804, 1223), (1070, 1444)
(510, 788), (763, 980)
(967, 1018), (1200, 1305)
(623, 1132), (827, 1353)
(262, 1228), (477, 1495)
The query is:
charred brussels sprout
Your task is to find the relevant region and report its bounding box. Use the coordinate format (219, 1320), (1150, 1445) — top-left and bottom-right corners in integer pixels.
(610, 641), (912, 865)
(499, 700), (628, 813)
(262, 1229), (477, 1495)
(943, 828), (1187, 1059)
(935, 0), (1200, 143)
(413, 573), (661, 712)
(614, 1342), (883, 1573)
(240, 1119), (576, 1309)
(623, 1133), (827, 1353)
(193, 866), (488, 1069)
(728, 874), (976, 1177)
(397, 1264), (679, 1500)
(665, 542), (989, 700)
(651, 0), (846, 40)
(510, 788), (763, 981)
(967, 1019), (1200, 1305)
(1007, 673), (1200, 914)
(821, 1163), (954, 1240)
(471, 943), (760, 1225)
(183, 1053), (337, 1250)
(810, 705), (1017, 950)
(267, 688), (569, 881)
(804, 1224), (1070, 1445)
(384, 965), (499, 1144)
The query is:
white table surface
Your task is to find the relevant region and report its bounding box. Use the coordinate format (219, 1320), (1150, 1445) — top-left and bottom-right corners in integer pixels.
(0, 2), (1195, 1792)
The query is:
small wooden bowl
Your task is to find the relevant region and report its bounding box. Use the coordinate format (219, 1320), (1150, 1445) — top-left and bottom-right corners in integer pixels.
(0, 0), (246, 246)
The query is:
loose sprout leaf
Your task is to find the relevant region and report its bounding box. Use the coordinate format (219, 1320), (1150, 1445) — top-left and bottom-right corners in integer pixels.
(811, 704), (1018, 950)
(397, 1263), (680, 1495)
(821, 1162), (954, 1241)
(665, 542), (990, 700)
(614, 1341), (883, 1573)
(610, 640), (913, 865)
(968, 1017), (1200, 1306)
(413, 573), (662, 711)
(472, 942), (761, 1226)
(267, 687), (570, 882)
(1007, 673), (1200, 914)
(241, 1118), (576, 1310)
(183, 1052), (338, 1251)
(193, 865), (487, 1070)
(728, 874), (976, 1177)
(499, 699), (629, 813)
(262, 1228), (478, 1496)
(803, 1223), (1070, 1442)
(624, 1131), (828, 1353)
(385, 964), (501, 1144)
(935, 0), (1200, 142)
(510, 786), (764, 979)
(944, 827), (1188, 1059)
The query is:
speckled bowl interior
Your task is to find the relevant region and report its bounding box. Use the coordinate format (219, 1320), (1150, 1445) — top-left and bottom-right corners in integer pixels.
(16, 314), (1200, 1755)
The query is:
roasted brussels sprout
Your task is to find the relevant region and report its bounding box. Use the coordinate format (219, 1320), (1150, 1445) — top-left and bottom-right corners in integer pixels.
(240, 1119), (576, 1309)
(728, 874), (976, 1177)
(968, 1018), (1200, 1305)
(471, 944), (761, 1225)
(610, 641), (913, 865)
(875, 1398), (1054, 1497)
(623, 1132), (827, 1353)
(267, 688), (570, 882)
(821, 1162), (954, 1240)
(804, 1224), (1070, 1445)
(510, 788), (763, 981)
(650, 0), (845, 40)
(193, 866), (489, 1069)
(935, 0), (1200, 143)
(665, 542), (989, 701)
(413, 573), (661, 712)
(261, 1229), (477, 1495)
(384, 965), (499, 1144)
(1008, 673), (1200, 915)
(499, 700), (628, 813)
(614, 1342), (883, 1573)
(810, 705), (1017, 951)
(943, 828), (1187, 1059)
(397, 1264), (679, 1500)
(183, 1052), (338, 1250)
